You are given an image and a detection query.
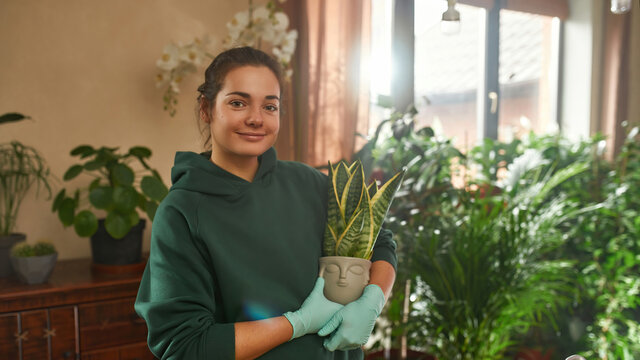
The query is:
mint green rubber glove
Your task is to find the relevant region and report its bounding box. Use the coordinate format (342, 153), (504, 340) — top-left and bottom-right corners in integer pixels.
(283, 277), (344, 340)
(318, 284), (385, 351)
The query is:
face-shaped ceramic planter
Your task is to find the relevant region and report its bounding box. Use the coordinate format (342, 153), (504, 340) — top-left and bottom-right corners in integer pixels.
(319, 256), (371, 305)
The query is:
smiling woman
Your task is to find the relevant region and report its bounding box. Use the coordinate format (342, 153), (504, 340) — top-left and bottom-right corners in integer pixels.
(134, 46), (399, 360)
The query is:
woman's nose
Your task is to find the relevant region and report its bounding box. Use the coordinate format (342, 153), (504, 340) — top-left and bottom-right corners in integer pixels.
(246, 106), (263, 127)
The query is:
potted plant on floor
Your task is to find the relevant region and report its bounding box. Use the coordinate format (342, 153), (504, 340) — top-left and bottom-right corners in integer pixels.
(0, 112), (52, 277)
(320, 159), (404, 304)
(10, 241), (58, 284)
(51, 145), (168, 267)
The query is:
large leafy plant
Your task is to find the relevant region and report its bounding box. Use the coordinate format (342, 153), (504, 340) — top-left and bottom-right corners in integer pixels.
(0, 113), (52, 236)
(52, 145), (168, 239)
(323, 159), (404, 259)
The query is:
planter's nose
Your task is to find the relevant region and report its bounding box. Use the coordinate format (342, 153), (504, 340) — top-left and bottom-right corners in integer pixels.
(337, 268), (348, 286)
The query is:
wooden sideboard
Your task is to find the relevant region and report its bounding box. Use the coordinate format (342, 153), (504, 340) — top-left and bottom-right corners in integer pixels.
(0, 258), (155, 360)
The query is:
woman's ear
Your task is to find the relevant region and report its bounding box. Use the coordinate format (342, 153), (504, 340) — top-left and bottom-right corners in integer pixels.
(199, 100), (212, 123)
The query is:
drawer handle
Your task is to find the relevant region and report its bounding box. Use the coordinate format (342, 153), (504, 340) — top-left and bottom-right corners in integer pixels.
(14, 330), (29, 343)
(43, 327), (57, 338)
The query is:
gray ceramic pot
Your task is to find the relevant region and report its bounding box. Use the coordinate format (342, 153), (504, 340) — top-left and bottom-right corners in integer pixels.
(319, 256), (371, 305)
(0, 233), (26, 277)
(10, 253), (58, 284)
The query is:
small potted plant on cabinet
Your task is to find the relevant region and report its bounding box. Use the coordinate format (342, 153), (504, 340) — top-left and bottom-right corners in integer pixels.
(320, 159), (403, 304)
(10, 241), (58, 284)
(51, 145), (168, 268)
(0, 112), (52, 277)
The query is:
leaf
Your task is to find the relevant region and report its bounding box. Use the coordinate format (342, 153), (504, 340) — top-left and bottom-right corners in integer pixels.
(73, 210), (98, 237)
(327, 162), (344, 234)
(89, 178), (101, 191)
(0, 112), (29, 125)
(113, 186), (138, 212)
(367, 170), (405, 257)
(58, 198), (76, 226)
(129, 146), (152, 158)
(70, 145), (95, 158)
(336, 209), (366, 257)
(333, 162), (350, 206)
(84, 160), (104, 171)
(111, 163), (134, 186)
(105, 212), (131, 239)
(141, 176), (168, 201)
(129, 211), (140, 227)
(63, 165), (84, 181)
(323, 224), (338, 256)
(89, 187), (113, 209)
(341, 161), (364, 222)
(144, 200), (159, 221)
(52, 189), (66, 212)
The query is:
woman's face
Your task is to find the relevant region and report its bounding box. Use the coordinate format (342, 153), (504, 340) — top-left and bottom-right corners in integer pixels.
(208, 65), (280, 163)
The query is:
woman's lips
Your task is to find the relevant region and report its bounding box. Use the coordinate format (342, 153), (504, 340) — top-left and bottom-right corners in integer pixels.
(236, 132), (266, 141)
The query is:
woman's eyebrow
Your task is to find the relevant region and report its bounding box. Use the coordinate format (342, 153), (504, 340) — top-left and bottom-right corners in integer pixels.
(226, 91), (280, 101)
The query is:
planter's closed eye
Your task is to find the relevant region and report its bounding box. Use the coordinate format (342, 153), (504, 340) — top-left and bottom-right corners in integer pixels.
(348, 265), (364, 275)
(325, 264), (340, 273)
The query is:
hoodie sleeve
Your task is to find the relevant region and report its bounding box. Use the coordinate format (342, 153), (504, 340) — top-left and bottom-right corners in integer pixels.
(135, 202), (235, 360)
(370, 228), (398, 271)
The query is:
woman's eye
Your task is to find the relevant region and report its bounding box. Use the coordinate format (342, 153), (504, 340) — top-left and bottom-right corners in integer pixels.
(348, 266), (364, 275)
(264, 104), (278, 112)
(229, 100), (245, 108)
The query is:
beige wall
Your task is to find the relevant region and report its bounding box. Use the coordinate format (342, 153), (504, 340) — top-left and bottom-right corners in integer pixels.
(0, 0), (246, 259)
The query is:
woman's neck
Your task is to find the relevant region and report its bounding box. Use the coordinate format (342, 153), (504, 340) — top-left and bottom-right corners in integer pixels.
(209, 151), (260, 183)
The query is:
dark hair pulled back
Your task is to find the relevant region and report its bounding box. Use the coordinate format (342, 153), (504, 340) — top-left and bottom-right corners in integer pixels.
(197, 47), (284, 150)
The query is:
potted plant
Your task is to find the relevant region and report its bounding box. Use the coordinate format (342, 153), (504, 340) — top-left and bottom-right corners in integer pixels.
(0, 112), (52, 277)
(51, 145), (168, 266)
(10, 241), (58, 284)
(320, 159), (403, 304)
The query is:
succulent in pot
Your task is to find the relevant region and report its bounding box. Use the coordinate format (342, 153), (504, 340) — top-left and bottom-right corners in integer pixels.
(51, 145), (168, 265)
(10, 241), (58, 284)
(0, 113), (52, 277)
(320, 160), (404, 304)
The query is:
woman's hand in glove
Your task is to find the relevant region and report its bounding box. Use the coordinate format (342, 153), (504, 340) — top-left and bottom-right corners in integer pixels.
(317, 284), (385, 351)
(283, 277), (344, 340)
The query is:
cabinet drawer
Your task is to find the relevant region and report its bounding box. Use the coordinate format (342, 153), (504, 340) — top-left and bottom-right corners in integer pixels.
(78, 298), (147, 352)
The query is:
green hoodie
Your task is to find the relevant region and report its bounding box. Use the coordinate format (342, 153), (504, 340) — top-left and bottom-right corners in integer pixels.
(135, 148), (397, 360)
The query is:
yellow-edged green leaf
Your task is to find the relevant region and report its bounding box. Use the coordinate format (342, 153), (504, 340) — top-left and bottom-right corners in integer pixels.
(368, 170), (405, 258)
(336, 209), (365, 257)
(340, 161), (364, 222)
(327, 162), (343, 233)
(323, 224), (338, 256)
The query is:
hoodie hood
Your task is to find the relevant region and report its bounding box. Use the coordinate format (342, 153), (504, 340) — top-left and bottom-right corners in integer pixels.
(170, 147), (277, 196)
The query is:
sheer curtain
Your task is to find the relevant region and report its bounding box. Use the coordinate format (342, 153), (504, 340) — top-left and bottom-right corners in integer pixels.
(278, 0), (371, 166)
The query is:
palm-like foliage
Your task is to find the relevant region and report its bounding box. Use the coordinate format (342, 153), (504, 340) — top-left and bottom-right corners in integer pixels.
(323, 160), (404, 259)
(407, 162), (590, 359)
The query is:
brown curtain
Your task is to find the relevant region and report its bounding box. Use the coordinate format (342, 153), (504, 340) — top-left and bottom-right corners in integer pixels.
(600, 6), (632, 159)
(278, 0), (371, 166)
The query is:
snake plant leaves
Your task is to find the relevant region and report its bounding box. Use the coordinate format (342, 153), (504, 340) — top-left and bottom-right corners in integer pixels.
(323, 159), (404, 259)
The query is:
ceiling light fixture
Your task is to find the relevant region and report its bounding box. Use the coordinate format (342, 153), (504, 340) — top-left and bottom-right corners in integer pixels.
(441, 0), (461, 35)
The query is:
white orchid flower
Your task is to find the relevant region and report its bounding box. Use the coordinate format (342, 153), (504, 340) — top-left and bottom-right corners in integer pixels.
(155, 71), (171, 88)
(273, 12), (289, 32)
(156, 43), (180, 71)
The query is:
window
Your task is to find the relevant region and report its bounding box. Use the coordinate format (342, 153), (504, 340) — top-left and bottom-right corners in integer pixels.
(369, 0), (564, 147)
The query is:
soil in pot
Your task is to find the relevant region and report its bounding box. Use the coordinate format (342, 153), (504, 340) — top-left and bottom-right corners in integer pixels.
(319, 256), (371, 305)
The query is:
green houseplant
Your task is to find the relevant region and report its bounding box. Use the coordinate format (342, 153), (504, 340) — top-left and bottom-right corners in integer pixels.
(320, 159), (403, 304)
(10, 241), (57, 284)
(0, 112), (52, 277)
(51, 145), (168, 266)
